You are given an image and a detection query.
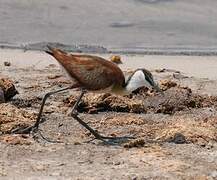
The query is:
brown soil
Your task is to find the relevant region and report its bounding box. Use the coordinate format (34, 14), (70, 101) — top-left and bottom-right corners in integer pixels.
(0, 62), (217, 179)
(64, 80), (217, 115)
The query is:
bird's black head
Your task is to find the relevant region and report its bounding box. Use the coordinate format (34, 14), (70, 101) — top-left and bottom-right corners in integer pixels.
(125, 68), (163, 93)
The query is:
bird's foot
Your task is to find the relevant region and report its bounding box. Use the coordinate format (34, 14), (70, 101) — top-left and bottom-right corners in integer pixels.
(11, 116), (47, 134)
(11, 125), (36, 134)
(92, 134), (136, 145)
(71, 113), (135, 145)
(11, 125), (62, 143)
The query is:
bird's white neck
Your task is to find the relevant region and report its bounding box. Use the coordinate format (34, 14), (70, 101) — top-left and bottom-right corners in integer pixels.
(124, 70), (153, 93)
(111, 69), (159, 95)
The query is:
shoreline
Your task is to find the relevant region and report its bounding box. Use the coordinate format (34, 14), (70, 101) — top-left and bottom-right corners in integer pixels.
(2, 43), (217, 56)
(1, 48), (217, 80)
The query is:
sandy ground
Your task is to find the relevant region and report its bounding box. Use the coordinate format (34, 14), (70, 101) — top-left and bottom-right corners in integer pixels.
(0, 49), (217, 179)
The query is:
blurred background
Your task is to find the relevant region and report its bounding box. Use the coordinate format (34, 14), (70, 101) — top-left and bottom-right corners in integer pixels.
(1, 0), (217, 53)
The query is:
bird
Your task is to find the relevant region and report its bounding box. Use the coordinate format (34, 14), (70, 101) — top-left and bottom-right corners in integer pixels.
(13, 46), (162, 143)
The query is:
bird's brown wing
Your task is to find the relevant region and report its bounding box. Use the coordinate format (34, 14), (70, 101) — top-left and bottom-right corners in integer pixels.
(46, 48), (125, 90)
(67, 55), (125, 90)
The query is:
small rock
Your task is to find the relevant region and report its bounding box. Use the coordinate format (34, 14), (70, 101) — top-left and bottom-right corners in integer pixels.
(205, 140), (216, 149)
(167, 133), (187, 144)
(47, 64), (57, 68)
(113, 161), (121, 165)
(50, 171), (62, 176)
(74, 141), (81, 145)
(209, 171), (217, 178)
(130, 175), (138, 180)
(173, 73), (188, 79)
(110, 55), (122, 64)
(3, 61), (11, 66)
(155, 68), (180, 73)
(155, 68), (166, 73)
(47, 74), (62, 79)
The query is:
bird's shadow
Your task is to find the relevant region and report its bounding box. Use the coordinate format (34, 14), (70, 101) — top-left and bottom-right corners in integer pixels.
(85, 135), (136, 146)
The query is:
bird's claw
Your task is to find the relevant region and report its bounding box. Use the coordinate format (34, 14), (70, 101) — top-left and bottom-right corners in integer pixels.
(94, 135), (136, 145)
(11, 125), (39, 135)
(11, 126), (61, 143)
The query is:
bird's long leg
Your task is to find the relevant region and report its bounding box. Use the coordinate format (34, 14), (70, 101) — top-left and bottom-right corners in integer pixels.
(71, 90), (134, 143)
(71, 90), (109, 141)
(12, 85), (75, 134)
(70, 90), (101, 138)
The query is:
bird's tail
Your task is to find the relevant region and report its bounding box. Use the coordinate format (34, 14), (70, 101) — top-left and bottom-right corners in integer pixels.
(45, 45), (67, 57)
(45, 45), (55, 56)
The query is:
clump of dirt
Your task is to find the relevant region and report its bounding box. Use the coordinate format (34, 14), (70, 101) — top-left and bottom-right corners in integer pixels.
(155, 118), (217, 146)
(159, 79), (177, 91)
(10, 97), (41, 108)
(0, 134), (32, 145)
(123, 138), (145, 148)
(64, 80), (217, 114)
(142, 86), (194, 114)
(64, 93), (145, 113)
(0, 78), (18, 101)
(99, 114), (217, 147)
(0, 103), (35, 134)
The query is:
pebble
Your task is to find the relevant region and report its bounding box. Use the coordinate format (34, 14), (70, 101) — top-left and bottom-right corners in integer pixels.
(169, 133), (187, 144)
(4, 61), (11, 66)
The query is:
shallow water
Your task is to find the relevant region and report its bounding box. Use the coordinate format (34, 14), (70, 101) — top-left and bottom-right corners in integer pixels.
(1, 0), (217, 53)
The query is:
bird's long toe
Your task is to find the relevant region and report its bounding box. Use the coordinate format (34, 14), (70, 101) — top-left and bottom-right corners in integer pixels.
(11, 126), (33, 134)
(97, 135), (135, 145)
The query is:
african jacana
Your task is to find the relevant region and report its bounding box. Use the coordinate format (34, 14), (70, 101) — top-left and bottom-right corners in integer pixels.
(13, 46), (162, 143)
